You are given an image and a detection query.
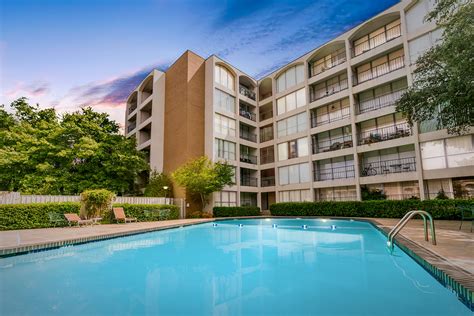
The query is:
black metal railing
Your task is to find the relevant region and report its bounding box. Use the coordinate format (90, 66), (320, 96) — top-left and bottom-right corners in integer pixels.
(239, 85), (256, 100)
(239, 109), (256, 121)
(240, 153), (257, 164)
(259, 109), (273, 121)
(240, 131), (257, 142)
(260, 129), (274, 143)
(313, 135), (353, 154)
(127, 122), (136, 133)
(357, 89), (406, 114)
(314, 165), (355, 181)
(261, 176), (275, 187)
(360, 157), (416, 177)
(311, 107), (350, 128)
(352, 23), (401, 57)
(310, 51), (347, 77)
(241, 176), (258, 187)
(358, 123), (411, 145)
(310, 79), (348, 102)
(354, 56), (405, 85)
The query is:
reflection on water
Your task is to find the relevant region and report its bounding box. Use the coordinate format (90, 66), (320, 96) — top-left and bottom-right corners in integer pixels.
(0, 219), (470, 316)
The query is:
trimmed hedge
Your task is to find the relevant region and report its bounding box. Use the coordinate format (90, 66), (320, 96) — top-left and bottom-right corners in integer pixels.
(269, 200), (473, 219)
(213, 206), (261, 217)
(0, 202), (180, 230)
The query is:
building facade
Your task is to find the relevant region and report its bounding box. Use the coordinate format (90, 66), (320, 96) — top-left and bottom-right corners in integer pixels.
(125, 0), (474, 212)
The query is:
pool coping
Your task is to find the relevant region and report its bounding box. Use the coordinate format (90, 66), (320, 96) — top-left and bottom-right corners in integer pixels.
(1, 216), (472, 310)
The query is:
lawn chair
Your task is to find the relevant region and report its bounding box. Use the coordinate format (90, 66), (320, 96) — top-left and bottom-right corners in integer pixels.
(458, 205), (473, 232)
(113, 207), (137, 223)
(48, 212), (66, 227)
(64, 213), (93, 226)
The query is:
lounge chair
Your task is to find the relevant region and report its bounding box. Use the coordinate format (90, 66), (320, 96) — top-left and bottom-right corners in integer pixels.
(64, 213), (93, 226)
(113, 207), (137, 223)
(458, 205), (473, 232)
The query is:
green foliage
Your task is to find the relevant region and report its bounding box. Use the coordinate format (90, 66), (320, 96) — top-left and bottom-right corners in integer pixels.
(270, 200), (473, 219)
(80, 189), (115, 219)
(436, 189), (450, 200)
(103, 203), (179, 223)
(172, 156), (234, 209)
(144, 171), (173, 197)
(0, 202), (80, 230)
(361, 186), (387, 200)
(213, 206), (261, 217)
(0, 98), (149, 194)
(396, 0), (474, 134)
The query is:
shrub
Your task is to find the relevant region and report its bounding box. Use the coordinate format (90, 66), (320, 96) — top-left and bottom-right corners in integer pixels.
(103, 203), (179, 223)
(361, 186), (386, 200)
(269, 200), (473, 220)
(144, 171), (174, 197)
(186, 211), (213, 219)
(213, 206), (261, 217)
(0, 202), (80, 230)
(80, 189), (115, 219)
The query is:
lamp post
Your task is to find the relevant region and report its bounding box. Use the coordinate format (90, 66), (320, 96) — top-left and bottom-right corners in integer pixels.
(163, 186), (169, 204)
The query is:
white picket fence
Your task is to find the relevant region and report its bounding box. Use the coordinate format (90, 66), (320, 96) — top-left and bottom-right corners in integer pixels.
(0, 192), (186, 218)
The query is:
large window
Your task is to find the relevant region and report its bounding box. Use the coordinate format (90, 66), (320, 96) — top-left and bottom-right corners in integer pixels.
(215, 138), (236, 160)
(311, 98), (350, 127)
(214, 89), (235, 113)
(279, 189), (311, 202)
(421, 135), (474, 170)
(278, 137), (309, 161)
(277, 112), (307, 138)
(276, 64), (305, 93)
(214, 113), (236, 136)
(276, 88), (306, 115)
(214, 65), (235, 91)
(353, 19), (401, 56)
(408, 29), (443, 64)
(278, 163), (310, 185)
(318, 186), (357, 201)
(214, 191), (237, 207)
(406, 1), (435, 34)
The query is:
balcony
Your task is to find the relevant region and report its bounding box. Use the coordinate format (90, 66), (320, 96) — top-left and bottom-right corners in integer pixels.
(360, 157), (416, 177)
(313, 135), (353, 154)
(239, 108), (256, 121)
(240, 153), (257, 164)
(353, 56), (405, 86)
(358, 123), (411, 145)
(314, 165), (355, 181)
(261, 176), (276, 187)
(259, 108), (273, 121)
(352, 23), (402, 57)
(241, 176), (258, 187)
(260, 148), (275, 164)
(311, 107), (350, 128)
(127, 122), (137, 133)
(310, 50), (347, 78)
(239, 85), (256, 101)
(310, 78), (348, 102)
(128, 105), (137, 114)
(240, 130), (257, 142)
(260, 128), (274, 143)
(357, 89), (406, 114)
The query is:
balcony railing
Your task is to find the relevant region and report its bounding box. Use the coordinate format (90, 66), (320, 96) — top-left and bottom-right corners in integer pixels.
(313, 135), (353, 154)
(358, 122), (411, 145)
(357, 89), (406, 114)
(314, 165), (355, 181)
(128, 105), (137, 114)
(240, 153), (257, 164)
(239, 85), (256, 101)
(261, 176), (275, 187)
(259, 109), (273, 121)
(240, 131), (257, 142)
(259, 92), (272, 100)
(260, 151), (275, 164)
(127, 122), (137, 133)
(239, 109), (256, 121)
(311, 107), (350, 128)
(354, 56), (405, 85)
(260, 129), (274, 143)
(360, 157), (416, 177)
(311, 79), (348, 101)
(310, 51), (347, 77)
(241, 176), (258, 187)
(352, 23), (402, 57)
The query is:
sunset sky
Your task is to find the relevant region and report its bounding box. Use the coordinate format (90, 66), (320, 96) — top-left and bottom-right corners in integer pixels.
(0, 0), (398, 126)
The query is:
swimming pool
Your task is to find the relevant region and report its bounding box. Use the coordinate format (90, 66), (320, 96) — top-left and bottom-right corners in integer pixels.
(0, 219), (471, 315)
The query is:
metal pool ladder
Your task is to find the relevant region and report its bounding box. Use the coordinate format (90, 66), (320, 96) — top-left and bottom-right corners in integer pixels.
(387, 210), (436, 253)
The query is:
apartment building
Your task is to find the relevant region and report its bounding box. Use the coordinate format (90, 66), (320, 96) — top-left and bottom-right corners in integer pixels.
(125, 0), (474, 212)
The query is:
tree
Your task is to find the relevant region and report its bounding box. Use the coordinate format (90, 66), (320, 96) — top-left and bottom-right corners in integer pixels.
(172, 156), (234, 210)
(0, 98), (149, 194)
(144, 171), (174, 197)
(396, 0), (473, 135)
(80, 189), (115, 219)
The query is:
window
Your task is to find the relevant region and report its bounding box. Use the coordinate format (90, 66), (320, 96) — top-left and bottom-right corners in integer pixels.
(311, 98), (350, 127)
(276, 64), (305, 93)
(214, 114), (236, 136)
(318, 186), (357, 201)
(353, 19), (401, 56)
(215, 139), (236, 160)
(310, 73), (348, 101)
(279, 189), (311, 202)
(214, 191), (237, 207)
(214, 89), (236, 113)
(214, 65), (235, 91)
(240, 192), (257, 206)
(278, 163), (310, 185)
(277, 112), (308, 137)
(310, 48), (346, 76)
(408, 29), (443, 64)
(276, 88), (306, 115)
(278, 137), (308, 161)
(421, 135), (474, 170)
(406, 1), (435, 34)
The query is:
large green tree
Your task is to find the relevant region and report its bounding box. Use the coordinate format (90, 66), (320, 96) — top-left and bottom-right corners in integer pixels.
(172, 156), (234, 210)
(0, 98), (148, 194)
(396, 0), (473, 134)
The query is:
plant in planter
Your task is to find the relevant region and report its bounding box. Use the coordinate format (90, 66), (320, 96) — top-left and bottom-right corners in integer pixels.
(80, 189), (115, 219)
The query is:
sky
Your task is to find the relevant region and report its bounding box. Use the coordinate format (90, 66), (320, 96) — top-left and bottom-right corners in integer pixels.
(0, 0), (399, 127)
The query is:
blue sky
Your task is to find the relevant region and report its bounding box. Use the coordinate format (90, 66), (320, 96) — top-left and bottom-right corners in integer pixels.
(0, 0), (398, 124)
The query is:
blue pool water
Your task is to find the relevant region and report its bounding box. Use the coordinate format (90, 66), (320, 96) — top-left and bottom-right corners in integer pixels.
(0, 219), (471, 315)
